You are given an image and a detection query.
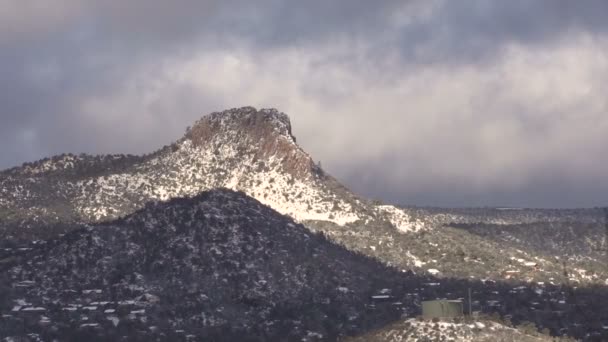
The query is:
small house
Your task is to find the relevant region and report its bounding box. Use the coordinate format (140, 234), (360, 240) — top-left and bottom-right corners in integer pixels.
(370, 294), (392, 302)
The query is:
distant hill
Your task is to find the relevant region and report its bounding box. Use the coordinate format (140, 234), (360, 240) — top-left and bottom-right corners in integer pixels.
(2, 107), (604, 285)
(1, 189), (412, 340)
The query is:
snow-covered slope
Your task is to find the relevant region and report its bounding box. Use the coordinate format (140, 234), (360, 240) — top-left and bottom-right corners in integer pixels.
(1, 107), (604, 287)
(346, 318), (567, 342)
(0, 107), (419, 242)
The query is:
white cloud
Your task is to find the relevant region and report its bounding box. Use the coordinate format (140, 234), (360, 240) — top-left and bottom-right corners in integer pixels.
(55, 31), (608, 207)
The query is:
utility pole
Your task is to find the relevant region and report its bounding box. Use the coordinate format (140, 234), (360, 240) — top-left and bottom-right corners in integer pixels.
(604, 208), (608, 267)
(468, 288), (472, 316)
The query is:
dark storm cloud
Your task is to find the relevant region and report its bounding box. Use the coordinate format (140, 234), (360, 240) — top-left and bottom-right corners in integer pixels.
(344, 157), (608, 209)
(394, 0), (608, 62)
(1, 0), (608, 207)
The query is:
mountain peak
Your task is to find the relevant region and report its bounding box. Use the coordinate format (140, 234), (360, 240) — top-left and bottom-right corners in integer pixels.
(184, 106), (314, 179)
(187, 106), (296, 146)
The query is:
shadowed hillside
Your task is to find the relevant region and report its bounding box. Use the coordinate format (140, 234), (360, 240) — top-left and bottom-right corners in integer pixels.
(2, 190), (608, 341)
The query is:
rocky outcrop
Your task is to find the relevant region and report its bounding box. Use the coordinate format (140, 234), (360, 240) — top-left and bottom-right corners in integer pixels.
(188, 107), (315, 179)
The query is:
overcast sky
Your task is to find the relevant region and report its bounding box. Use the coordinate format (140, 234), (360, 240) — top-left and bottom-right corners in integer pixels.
(2, 0), (608, 208)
